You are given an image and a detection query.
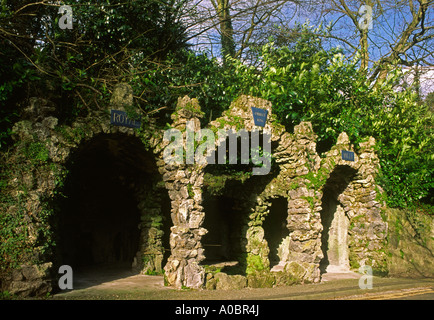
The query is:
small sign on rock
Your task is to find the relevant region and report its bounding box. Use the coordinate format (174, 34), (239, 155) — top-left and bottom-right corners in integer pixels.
(341, 150), (355, 161)
(110, 109), (141, 129)
(251, 107), (268, 127)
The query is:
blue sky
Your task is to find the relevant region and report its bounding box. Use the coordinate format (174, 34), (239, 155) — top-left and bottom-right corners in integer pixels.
(188, 1), (433, 68)
(186, 1), (433, 95)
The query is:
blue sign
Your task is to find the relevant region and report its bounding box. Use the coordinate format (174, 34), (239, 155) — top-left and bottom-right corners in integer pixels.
(251, 107), (268, 127)
(342, 150), (355, 161)
(110, 110), (141, 129)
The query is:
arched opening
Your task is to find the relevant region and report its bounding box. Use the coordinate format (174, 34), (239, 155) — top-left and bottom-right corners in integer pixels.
(55, 132), (165, 281)
(201, 194), (244, 271)
(320, 165), (357, 274)
(262, 197), (289, 269)
(200, 132), (255, 274)
(200, 129), (279, 275)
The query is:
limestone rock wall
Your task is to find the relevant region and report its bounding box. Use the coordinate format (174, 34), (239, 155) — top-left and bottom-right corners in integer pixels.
(202, 96), (388, 286)
(1, 90), (389, 296)
(1, 87), (167, 296)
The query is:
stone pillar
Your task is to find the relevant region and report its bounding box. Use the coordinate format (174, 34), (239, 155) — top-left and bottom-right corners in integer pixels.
(285, 185), (323, 283)
(348, 137), (388, 271)
(271, 122), (323, 283)
(244, 201), (271, 275)
(161, 96), (207, 289)
(163, 164), (207, 289)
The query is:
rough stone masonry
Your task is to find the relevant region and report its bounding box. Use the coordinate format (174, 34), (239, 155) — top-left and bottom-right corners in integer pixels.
(0, 84), (388, 296)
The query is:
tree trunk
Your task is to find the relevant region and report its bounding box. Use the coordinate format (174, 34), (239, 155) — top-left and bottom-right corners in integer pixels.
(359, 28), (369, 71)
(217, 0), (235, 65)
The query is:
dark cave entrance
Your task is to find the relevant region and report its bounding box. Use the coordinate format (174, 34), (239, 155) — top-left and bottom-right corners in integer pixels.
(56, 133), (162, 275)
(263, 197), (289, 269)
(200, 130), (279, 274)
(201, 194), (245, 271)
(320, 165), (357, 274)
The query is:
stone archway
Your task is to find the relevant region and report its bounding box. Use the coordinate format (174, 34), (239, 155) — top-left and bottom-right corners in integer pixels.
(0, 87), (174, 295)
(55, 132), (164, 275)
(319, 165), (357, 274)
(1, 93), (389, 296)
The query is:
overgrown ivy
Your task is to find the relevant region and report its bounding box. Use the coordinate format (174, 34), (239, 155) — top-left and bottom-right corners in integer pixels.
(0, 140), (59, 277)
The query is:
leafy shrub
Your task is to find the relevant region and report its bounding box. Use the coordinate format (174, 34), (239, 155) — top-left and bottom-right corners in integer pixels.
(218, 24), (433, 209)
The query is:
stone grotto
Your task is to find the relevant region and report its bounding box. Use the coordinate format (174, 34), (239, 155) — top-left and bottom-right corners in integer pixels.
(0, 84), (388, 296)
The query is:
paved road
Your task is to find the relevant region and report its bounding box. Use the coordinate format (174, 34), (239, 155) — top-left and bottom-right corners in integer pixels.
(253, 277), (434, 300)
(354, 287), (434, 300)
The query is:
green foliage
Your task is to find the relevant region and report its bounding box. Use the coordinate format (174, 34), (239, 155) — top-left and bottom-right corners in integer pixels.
(0, 59), (38, 149)
(219, 27), (432, 208)
(374, 98), (433, 207)
(187, 183), (194, 198)
(0, 291), (14, 300)
(425, 92), (434, 111)
(304, 168), (328, 191)
(226, 31), (374, 149)
(0, 3), (432, 280)
(0, 199), (33, 273)
(0, 139), (57, 276)
(24, 142), (50, 164)
(145, 269), (164, 276)
(246, 254), (266, 274)
(218, 23), (433, 210)
(0, 194), (55, 277)
(1, 0), (194, 128)
(301, 196), (315, 212)
(150, 215), (164, 229)
(288, 180), (300, 190)
(129, 50), (240, 125)
(203, 265), (222, 275)
(404, 203), (433, 246)
(203, 171), (252, 196)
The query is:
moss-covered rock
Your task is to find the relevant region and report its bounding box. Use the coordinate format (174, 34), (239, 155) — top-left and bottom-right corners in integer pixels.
(386, 208), (434, 278)
(273, 271), (299, 286)
(246, 271), (275, 288)
(214, 272), (247, 290)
